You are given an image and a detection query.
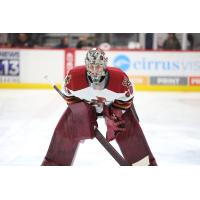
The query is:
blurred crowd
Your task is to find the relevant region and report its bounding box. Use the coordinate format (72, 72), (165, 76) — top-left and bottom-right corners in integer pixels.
(0, 33), (95, 49)
(0, 33), (198, 50)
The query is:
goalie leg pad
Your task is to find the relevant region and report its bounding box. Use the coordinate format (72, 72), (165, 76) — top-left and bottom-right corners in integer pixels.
(116, 108), (157, 166)
(41, 102), (97, 166)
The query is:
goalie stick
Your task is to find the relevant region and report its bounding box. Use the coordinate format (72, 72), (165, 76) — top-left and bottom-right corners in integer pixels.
(44, 75), (130, 166)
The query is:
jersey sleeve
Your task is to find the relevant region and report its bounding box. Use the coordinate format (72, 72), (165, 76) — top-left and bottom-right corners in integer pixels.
(111, 73), (134, 110)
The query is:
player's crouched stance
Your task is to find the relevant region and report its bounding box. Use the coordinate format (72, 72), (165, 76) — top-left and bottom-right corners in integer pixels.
(41, 48), (157, 166)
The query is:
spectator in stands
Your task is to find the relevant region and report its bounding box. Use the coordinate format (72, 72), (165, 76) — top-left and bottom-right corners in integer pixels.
(187, 33), (194, 50)
(55, 36), (69, 48)
(0, 42), (12, 48)
(145, 33), (153, 50)
(162, 33), (181, 50)
(76, 36), (89, 49)
(12, 33), (34, 48)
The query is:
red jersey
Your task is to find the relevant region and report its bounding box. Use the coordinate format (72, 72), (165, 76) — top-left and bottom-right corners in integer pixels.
(63, 66), (134, 110)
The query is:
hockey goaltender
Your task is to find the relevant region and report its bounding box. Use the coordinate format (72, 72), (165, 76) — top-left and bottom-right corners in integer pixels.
(41, 48), (157, 166)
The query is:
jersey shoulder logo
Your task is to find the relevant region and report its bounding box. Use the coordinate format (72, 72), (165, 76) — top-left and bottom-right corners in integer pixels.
(65, 74), (72, 85)
(122, 77), (131, 88)
(122, 77), (133, 95)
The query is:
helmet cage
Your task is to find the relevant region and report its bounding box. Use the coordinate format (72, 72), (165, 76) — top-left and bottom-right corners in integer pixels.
(85, 48), (108, 84)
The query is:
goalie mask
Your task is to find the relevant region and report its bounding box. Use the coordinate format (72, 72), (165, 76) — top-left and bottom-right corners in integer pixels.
(85, 48), (108, 85)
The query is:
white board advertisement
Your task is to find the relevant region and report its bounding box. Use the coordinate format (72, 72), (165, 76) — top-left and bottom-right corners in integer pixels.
(0, 49), (65, 85)
(75, 50), (200, 87)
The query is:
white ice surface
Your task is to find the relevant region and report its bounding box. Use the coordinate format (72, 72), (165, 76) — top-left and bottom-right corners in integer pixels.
(0, 89), (200, 166)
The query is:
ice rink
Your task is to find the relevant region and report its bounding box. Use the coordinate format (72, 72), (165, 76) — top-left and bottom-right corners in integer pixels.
(0, 89), (200, 166)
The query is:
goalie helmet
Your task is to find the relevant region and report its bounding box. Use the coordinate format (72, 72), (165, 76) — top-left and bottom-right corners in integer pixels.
(85, 48), (108, 85)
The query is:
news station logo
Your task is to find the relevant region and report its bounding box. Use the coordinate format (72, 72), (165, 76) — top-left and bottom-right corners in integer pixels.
(113, 55), (131, 71)
(0, 50), (20, 83)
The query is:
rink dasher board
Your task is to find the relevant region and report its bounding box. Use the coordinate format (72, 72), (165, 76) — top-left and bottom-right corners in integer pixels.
(1, 48), (200, 91)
